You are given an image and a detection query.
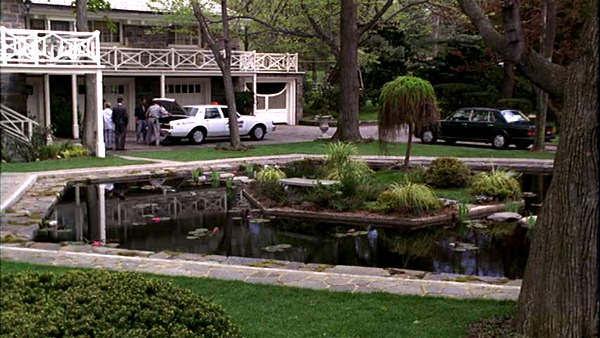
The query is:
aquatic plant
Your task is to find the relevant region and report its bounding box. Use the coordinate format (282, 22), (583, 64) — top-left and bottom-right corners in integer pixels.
(471, 169), (522, 201)
(256, 166), (286, 182)
(373, 182), (442, 216)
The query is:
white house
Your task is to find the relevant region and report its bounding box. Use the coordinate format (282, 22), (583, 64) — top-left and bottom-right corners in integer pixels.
(0, 0), (304, 156)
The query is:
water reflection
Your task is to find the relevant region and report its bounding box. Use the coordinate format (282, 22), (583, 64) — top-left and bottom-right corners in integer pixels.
(39, 177), (535, 279)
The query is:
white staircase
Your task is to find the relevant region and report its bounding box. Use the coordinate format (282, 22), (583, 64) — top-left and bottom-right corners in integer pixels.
(0, 104), (39, 144)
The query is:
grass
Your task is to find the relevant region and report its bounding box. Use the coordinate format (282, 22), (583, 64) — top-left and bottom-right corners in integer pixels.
(0, 156), (150, 173)
(1, 261), (514, 337)
(125, 141), (555, 163)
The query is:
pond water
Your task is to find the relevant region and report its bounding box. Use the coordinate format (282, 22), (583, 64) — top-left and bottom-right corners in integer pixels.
(37, 174), (551, 279)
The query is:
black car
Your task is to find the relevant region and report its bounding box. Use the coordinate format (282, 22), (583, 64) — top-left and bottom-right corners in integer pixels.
(416, 107), (555, 149)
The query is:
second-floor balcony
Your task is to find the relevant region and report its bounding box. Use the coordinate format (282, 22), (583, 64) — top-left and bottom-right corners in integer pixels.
(1, 27), (298, 73)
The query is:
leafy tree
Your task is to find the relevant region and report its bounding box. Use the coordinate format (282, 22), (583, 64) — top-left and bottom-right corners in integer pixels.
(378, 76), (439, 167)
(457, 0), (598, 335)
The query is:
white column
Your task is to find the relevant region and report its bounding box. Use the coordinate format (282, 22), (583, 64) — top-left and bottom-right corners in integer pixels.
(74, 186), (83, 242)
(43, 74), (51, 144)
(160, 74), (166, 97)
(98, 184), (106, 243)
(253, 73), (257, 114)
(95, 70), (105, 157)
(71, 75), (80, 140)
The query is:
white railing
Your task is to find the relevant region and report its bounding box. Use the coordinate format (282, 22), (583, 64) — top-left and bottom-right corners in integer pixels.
(101, 47), (298, 73)
(0, 104), (39, 144)
(0, 26), (101, 67)
(0, 27), (298, 72)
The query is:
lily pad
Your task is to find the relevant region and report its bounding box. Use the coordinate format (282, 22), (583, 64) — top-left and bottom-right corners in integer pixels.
(262, 244), (292, 252)
(448, 241), (479, 252)
(249, 218), (271, 224)
(186, 236), (199, 240)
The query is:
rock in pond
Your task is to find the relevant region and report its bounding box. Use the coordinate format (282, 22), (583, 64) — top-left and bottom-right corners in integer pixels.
(487, 212), (522, 223)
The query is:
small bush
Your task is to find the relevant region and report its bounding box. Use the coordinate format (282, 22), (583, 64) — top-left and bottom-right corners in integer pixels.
(256, 166), (286, 182)
(323, 142), (373, 195)
(60, 143), (89, 158)
(305, 183), (365, 211)
(0, 270), (242, 338)
(282, 159), (324, 179)
(372, 182), (442, 216)
(248, 180), (287, 204)
(424, 157), (471, 189)
(471, 169), (522, 201)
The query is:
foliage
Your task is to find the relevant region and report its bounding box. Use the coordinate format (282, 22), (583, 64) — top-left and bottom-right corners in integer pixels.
(495, 98), (533, 115)
(247, 180), (287, 204)
(424, 157), (471, 189)
(303, 82), (340, 118)
(304, 183), (367, 211)
(282, 159), (324, 179)
(59, 143), (89, 158)
(432, 83), (482, 116)
(235, 91), (255, 115)
(322, 142), (373, 195)
(471, 169), (522, 201)
(0, 126), (88, 163)
(256, 166), (286, 182)
(0, 270), (242, 337)
(371, 182), (443, 216)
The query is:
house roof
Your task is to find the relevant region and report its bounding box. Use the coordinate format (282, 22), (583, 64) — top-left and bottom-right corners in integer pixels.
(31, 0), (221, 14)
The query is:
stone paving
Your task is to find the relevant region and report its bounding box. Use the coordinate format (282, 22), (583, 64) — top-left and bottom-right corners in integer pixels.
(0, 124), (553, 300)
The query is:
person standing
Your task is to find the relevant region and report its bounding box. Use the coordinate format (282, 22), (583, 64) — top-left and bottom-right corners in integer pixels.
(112, 97), (128, 151)
(146, 100), (170, 146)
(102, 101), (115, 150)
(134, 97), (148, 143)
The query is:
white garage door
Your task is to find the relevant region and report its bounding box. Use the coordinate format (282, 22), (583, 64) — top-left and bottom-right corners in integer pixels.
(165, 78), (210, 106)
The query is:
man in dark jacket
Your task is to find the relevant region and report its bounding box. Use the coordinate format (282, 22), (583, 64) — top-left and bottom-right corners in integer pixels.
(112, 97), (128, 150)
(134, 97), (147, 143)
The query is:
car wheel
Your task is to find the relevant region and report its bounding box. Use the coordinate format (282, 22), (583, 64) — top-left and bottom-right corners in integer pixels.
(515, 142), (532, 150)
(492, 133), (509, 149)
(420, 130), (437, 144)
(188, 128), (206, 145)
(249, 125), (266, 141)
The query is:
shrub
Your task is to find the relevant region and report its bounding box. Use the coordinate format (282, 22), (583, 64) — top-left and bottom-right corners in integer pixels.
(282, 159), (324, 179)
(60, 143), (89, 158)
(256, 166), (286, 182)
(248, 180), (287, 204)
(0, 270), (242, 338)
(372, 182), (442, 216)
(305, 183), (365, 211)
(424, 157), (471, 189)
(471, 169), (522, 201)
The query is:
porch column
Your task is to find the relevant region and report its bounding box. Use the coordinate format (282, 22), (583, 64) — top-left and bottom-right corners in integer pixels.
(71, 75), (79, 140)
(253, 73), (257, 114)
(95, 70), (105, 157)
(160, 74), (166, 97)
(43, 74), (51, 144)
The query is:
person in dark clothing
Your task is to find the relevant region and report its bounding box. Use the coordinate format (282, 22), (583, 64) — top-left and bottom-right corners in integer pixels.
(134, 97), (148, 143)
(112, 97), (128, 150)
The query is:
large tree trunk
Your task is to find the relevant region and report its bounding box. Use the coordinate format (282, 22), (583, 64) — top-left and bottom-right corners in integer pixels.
(332, 0), (362, 142)
(514, 6), (598, 336)
(77, 0), (95, 148)
(501, 61), (514, 99)
(457, 0), (598, 335)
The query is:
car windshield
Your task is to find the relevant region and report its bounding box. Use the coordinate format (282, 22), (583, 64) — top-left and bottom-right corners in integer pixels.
(501, 110), (529, 123)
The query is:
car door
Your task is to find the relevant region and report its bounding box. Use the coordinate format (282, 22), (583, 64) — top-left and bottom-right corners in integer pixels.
(204, 107), (229, 137)
(469, 109), (496, 140)
(441, 109), (471, 139)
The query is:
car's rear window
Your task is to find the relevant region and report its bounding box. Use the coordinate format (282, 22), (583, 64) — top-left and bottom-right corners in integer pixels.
(501, 110), (529, 123)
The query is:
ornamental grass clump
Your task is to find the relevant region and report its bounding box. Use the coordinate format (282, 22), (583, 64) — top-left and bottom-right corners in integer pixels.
(323, 142), (373, 195)
(424, 157), (471, 188)
(256, 165), (286, 182)
(471, 169), (522, 201)
(0, 270), (242, 338)
(372, 182), (443, 216)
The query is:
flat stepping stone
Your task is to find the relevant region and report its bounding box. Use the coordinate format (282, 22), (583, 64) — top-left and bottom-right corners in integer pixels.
(278, 178), (339, 187)
(487, 212), (522, 222)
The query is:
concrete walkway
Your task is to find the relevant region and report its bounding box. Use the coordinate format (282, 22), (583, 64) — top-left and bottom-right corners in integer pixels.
(0, 245), (520, 300)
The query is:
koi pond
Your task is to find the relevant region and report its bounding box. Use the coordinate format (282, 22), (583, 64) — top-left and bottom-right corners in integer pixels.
(36, 174), (552, 279)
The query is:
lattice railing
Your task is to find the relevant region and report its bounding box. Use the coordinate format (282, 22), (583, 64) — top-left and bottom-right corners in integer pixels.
(0, 26), (100, 67)
(0, 104), (39, 144)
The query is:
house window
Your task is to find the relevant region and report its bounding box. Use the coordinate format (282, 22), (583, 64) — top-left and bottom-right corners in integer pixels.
(30, 19), (46, 30)
(29, 20), (73, 31)
(50, 21), (72, 31)
(170, 26), (200, 46)
(89, 21), (120, 43)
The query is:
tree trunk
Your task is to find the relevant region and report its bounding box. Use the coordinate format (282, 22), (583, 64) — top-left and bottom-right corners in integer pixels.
(332, 0), (362, 142)
(501, 61), (514, 99)
(532, 0), (557, 152)
(77, 0), (95, 148)
(514, 7), (598, 335)
(403, 123), (413, 167)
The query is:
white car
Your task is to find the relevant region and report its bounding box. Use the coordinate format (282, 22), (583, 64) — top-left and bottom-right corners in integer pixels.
(161, 104), (276, 144)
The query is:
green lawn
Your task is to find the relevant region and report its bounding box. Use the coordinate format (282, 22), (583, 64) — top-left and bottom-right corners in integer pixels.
(126, 141), (555, 162)
(0, 261), (514, 337)
(0, 156), (150, 173)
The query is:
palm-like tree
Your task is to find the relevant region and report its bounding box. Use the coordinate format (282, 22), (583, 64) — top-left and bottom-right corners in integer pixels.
(378, 76), (439, 167)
